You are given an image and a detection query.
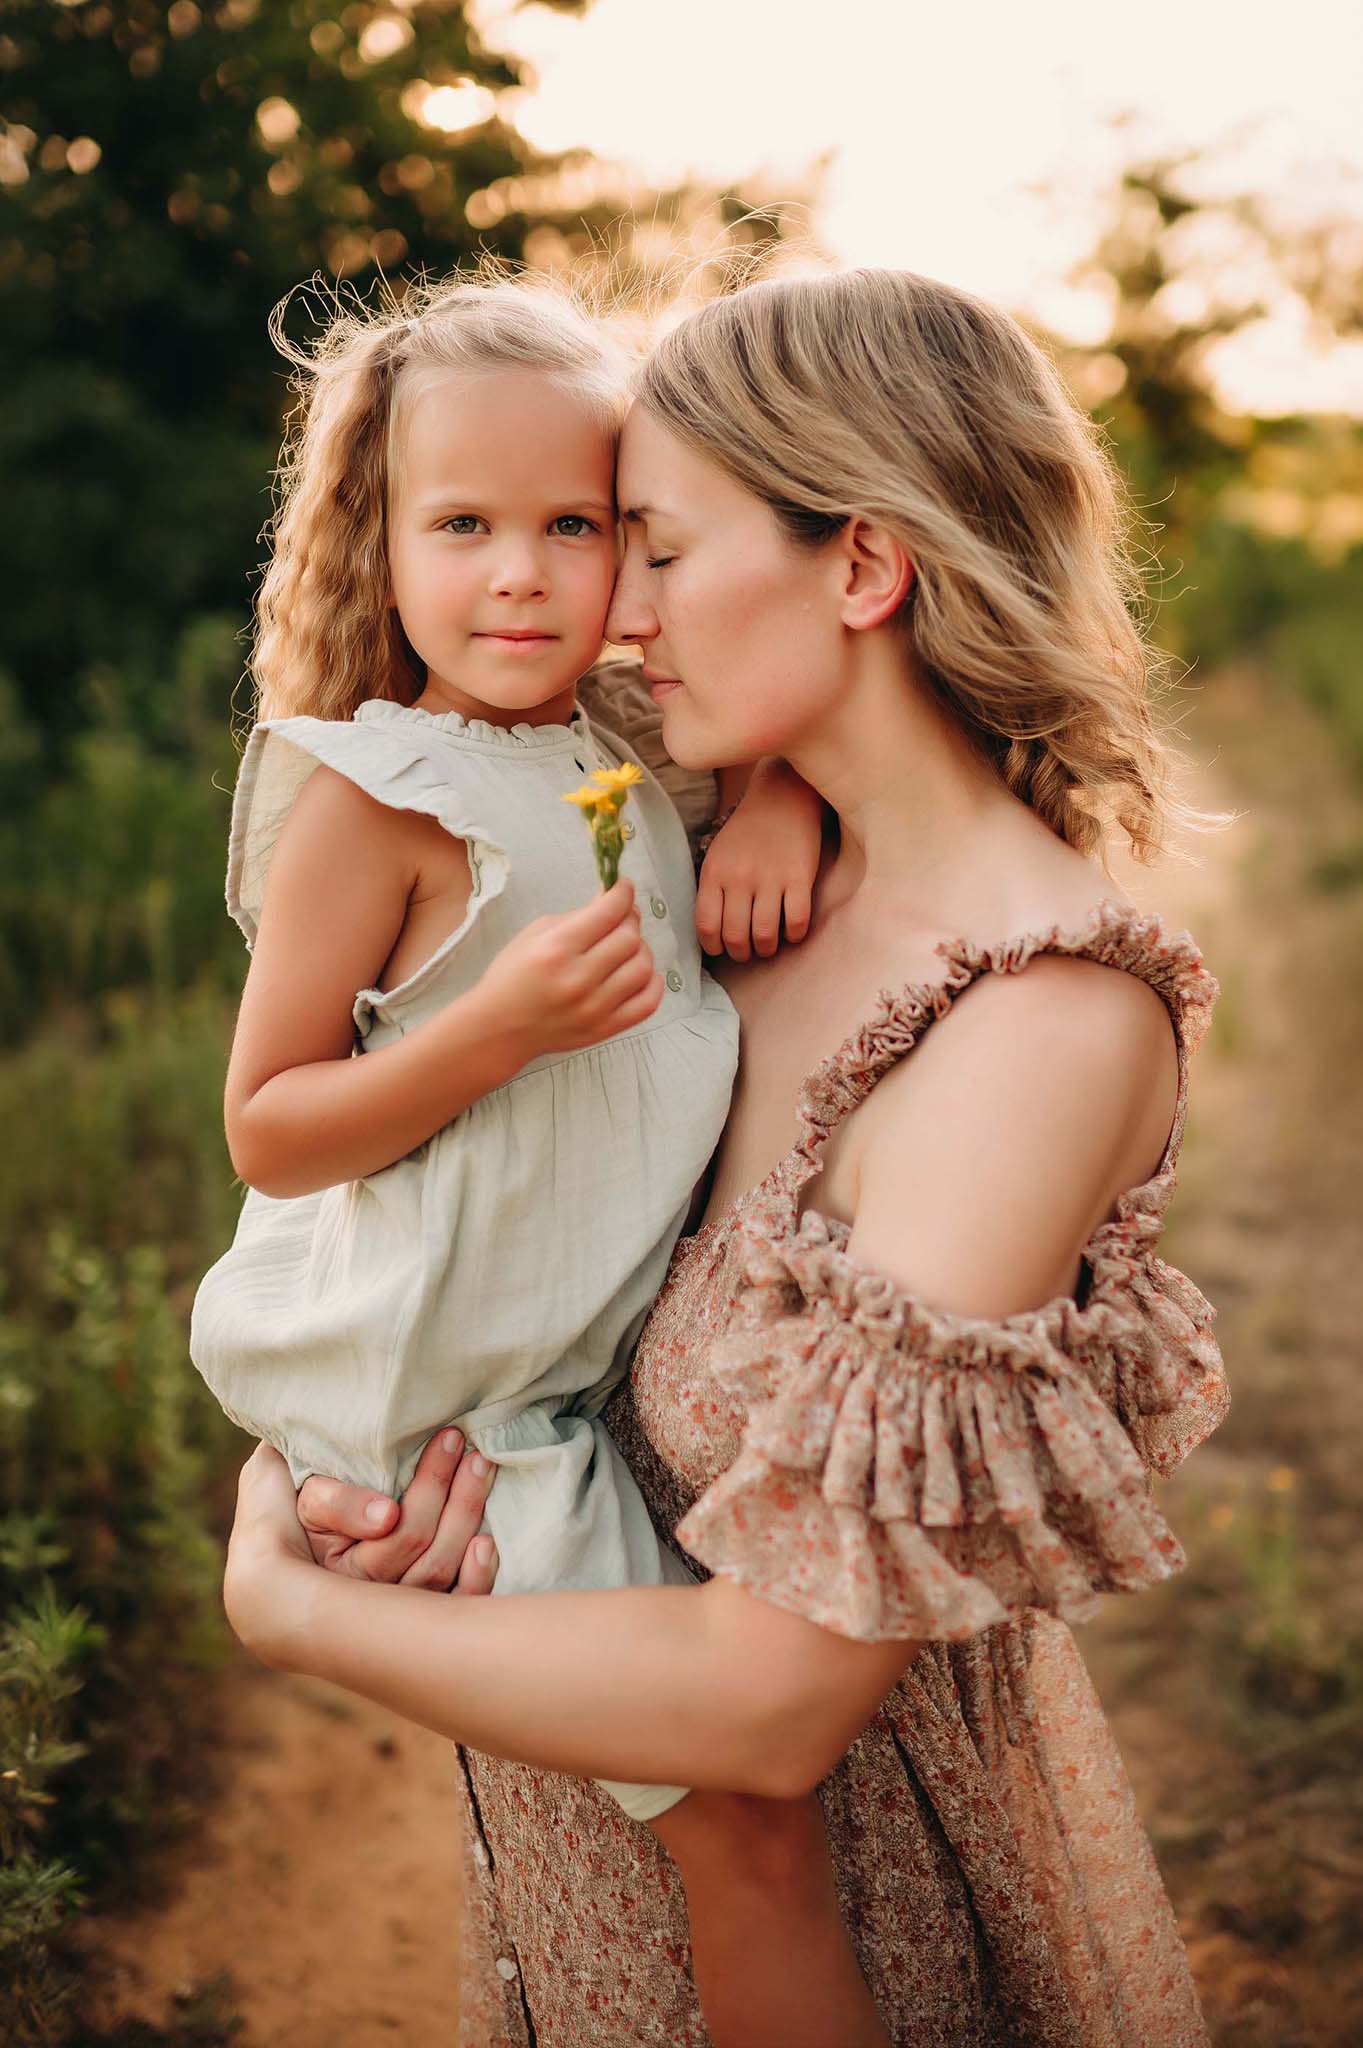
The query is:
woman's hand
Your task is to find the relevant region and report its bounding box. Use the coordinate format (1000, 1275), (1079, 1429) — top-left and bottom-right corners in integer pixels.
(223, 1443), (326, 1666)
(296, 1428), (499, 1592)
(225, 1432), (499, 1671)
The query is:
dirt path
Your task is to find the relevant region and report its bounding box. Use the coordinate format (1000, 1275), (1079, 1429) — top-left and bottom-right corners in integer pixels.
(80, 667), (1363, 2045)
(1086, 667), (1363, 2046)
(79, 1663), (466, 2045)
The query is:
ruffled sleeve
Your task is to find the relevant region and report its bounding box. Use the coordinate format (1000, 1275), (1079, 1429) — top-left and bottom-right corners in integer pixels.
(225, 711), (509, 951)
(575, 659), (719, 858)
(677, 1198), (1229, 1645)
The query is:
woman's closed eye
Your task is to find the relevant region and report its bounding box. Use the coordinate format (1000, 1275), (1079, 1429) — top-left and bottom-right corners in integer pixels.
(645, 554), (676, 571)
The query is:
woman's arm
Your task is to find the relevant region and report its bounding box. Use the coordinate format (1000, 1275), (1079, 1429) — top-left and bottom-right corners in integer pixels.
(227, 1447), (914, 1800)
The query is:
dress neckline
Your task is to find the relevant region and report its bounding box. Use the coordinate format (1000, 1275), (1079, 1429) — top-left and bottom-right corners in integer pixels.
(680, 896), (1216, 1258)
(355, 695), (598, 755)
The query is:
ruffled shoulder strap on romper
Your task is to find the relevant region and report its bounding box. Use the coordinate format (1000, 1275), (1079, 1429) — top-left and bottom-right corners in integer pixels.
(676, 899), (1231, 1643)
(225, 705), (515, 953)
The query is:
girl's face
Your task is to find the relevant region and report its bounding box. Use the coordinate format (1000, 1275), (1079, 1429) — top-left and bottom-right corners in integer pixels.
(388, 368), (618, 724)
(605, 405), (847, 770)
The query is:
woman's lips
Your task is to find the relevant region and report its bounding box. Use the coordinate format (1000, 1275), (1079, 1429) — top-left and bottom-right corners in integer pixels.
(644, 672), (683, 699)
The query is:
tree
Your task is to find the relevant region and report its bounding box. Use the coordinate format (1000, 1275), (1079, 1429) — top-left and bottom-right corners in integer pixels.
(0, 0), (590, 747)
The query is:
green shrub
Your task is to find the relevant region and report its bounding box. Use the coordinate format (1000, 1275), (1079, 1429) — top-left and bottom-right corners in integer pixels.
(0, 996), (246, 2047)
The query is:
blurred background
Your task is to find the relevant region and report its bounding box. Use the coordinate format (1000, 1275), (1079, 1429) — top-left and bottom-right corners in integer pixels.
(2, 2), (1361, 2042)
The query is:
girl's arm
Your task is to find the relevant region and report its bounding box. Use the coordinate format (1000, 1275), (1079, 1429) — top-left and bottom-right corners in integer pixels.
(225, 956), (1174, 1793)
(227, 766), (657, 1197)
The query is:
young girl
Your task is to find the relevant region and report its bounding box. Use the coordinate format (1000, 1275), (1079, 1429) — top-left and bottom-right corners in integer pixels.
(190, 273), (889, 2048)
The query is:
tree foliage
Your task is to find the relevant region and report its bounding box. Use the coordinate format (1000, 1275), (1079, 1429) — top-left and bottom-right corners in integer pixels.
(0, 0), (587, 746)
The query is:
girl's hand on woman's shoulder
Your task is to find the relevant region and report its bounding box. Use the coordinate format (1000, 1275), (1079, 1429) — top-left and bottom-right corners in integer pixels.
(295, 1428), (499, 1592)
(696, 759), (825, 962)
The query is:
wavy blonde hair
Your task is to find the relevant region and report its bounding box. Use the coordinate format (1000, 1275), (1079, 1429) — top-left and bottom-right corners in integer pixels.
(637, 268), (1194, 861)
(248, 265), (628, 727)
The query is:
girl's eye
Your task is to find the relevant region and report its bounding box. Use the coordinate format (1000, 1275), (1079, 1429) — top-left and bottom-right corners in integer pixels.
(551, 515), (597, 538)
(442, 515), (485, 535)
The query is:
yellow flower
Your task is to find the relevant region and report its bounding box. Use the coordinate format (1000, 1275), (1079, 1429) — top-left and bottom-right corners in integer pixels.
(589, 761), (644, 795)
(562, 758), (643, 889)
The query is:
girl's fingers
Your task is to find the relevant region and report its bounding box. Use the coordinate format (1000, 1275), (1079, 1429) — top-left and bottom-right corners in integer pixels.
(751, 889), (783, 958)
(583, 912), (650, 976)
(605, 970), (664, 1034)
(595, 944), (657, 1013)
(720, 886), (754, 962)
(399, 1446), (498, 1591)
(694, 877), (724, 955)
(564, 876), (635, 940)
(783, 883), (813, 944)
(454, 1534), (499, 1598)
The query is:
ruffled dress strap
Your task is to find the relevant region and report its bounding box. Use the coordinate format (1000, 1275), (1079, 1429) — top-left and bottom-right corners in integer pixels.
(225, 703), (511, 951)
(676, 899), (1230, 1643)
(777, 898), (1217, 1212)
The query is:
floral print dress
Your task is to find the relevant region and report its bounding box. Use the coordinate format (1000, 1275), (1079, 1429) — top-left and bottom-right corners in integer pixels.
(452, 901), (1227, 2048)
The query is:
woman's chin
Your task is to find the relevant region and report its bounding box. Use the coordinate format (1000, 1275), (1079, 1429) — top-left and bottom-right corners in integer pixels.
(658, 703), (735, 776)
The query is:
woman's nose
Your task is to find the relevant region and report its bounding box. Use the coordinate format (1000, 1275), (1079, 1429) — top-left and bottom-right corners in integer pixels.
(604, 561), (657, 647)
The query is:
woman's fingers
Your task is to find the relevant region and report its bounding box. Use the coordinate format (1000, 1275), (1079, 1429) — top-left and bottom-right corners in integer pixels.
(339, 1427), (471, 1582)
(454, 1533), (499, 1598)
(297, 1470), (399, 1568)
(230, 1444), (315, 1569)
(398, 1445), (498, 1590)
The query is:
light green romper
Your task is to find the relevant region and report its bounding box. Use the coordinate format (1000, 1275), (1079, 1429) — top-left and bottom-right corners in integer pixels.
(190, 668), (740, 1822)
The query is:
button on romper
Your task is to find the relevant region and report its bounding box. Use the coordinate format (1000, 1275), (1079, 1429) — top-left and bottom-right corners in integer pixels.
(190, 688), (740, 1822)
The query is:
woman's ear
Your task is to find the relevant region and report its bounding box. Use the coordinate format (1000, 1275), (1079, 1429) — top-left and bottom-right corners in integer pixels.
(837, 517), (914, 633)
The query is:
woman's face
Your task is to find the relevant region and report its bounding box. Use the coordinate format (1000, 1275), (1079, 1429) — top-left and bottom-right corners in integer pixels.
(605, 406), (845, 771)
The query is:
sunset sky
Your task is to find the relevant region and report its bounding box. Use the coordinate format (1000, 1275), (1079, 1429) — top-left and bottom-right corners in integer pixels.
(470, 0), (1363, 413)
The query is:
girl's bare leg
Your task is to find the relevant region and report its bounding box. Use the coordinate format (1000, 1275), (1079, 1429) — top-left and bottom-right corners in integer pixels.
(651, 1788), (890, 2048)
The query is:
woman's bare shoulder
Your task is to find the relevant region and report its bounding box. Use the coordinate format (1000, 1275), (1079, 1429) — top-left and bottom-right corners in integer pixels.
(845, 945), (1177, 1316)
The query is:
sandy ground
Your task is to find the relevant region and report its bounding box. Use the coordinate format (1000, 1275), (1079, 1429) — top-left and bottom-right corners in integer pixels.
(79, 1667), (466, 2045)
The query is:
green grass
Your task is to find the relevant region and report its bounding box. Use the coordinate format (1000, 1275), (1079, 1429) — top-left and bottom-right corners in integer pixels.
(0, 993), (247, 2047)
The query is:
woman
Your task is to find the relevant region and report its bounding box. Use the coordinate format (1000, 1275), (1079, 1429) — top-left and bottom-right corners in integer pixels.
(224, 268), (1228, 2047)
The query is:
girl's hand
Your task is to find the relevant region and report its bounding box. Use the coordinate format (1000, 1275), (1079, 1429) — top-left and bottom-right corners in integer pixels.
(296, 1429), (499, 1593)
(476, 877), (663, 1060)
(696, 761), (826, 962)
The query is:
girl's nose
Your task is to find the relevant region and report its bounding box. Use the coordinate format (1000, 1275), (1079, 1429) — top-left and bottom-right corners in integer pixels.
(491, 545), (547, 601)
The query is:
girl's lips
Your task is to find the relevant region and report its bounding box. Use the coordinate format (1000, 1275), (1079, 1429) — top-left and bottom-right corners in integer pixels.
(476, 633), (558, 652)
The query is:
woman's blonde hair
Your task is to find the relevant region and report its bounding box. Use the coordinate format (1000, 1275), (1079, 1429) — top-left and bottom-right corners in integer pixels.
(637, 268), (1193, 861)
(249, 264), (627, 727)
